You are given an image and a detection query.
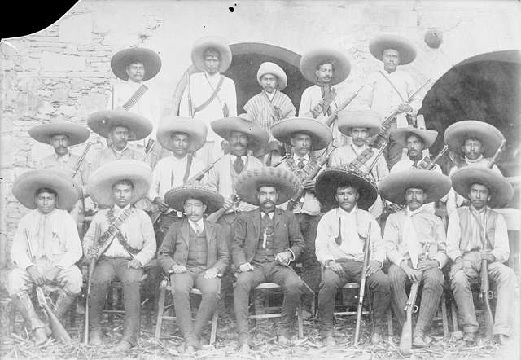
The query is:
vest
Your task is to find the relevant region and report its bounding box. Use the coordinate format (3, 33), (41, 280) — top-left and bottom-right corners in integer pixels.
(252, 213), (276, 264)
(186, 227), (208, 267)
(457, 207), (498, 252)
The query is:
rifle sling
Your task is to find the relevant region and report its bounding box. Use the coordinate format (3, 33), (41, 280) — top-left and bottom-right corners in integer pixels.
(195, 75), (225, 113)
(96, 208), (134, 257)
(378, 71), (406, 103)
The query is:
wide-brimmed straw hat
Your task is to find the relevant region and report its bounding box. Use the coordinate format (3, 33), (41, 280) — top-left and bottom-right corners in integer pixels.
(87, 110), (152, 141)
(300, 48), (351, 85)
(111, 47), (162, 81)
(337, 110), (382, 137)
(87, 160), (152, 206)
(451, 167), (513, 208)
(271, 117), (333, 151)
(29, 120), (90, 146)
(191, 36), (232, 73)
(391, 127), (438, 148)
(315, 166), (378, 211)
(234, 167), (301, 205)
(12, 168), (79, 210)
(156, 115), (207, 152)
(369, 34), (417, 65)
(379, 168), (451, 205)
(256, 62), (288, 90)
(164, 185), (224, 214)
(444, 121), (504, 158)
(211, 116), (269, 154)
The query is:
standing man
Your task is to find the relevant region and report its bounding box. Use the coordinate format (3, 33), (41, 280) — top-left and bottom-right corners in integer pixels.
(379, 169), (451, 347)
(84, 160), (156, 352)
(299, 49), (351, 147)
(447, 167), (515, 345)
(157, 185), (229, 353)
(232, 167), (306, 351)
(8, 169), (82, 344)
(180, 36), (237, 167)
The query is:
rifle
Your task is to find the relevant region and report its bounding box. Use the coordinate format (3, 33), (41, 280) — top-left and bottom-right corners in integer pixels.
(36, 287), (72, 344)
(323, 86), (364, 127)
(72, 142), (92, 178)
(415, 145), (449, 170)
(84, 258), (95, 344)
(354, 222), (371, 345)
(206, 194), (240, 223)
(186, 155), (223, 184)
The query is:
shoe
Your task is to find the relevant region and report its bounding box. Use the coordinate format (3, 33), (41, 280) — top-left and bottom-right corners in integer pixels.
(494, 334), (510, 345)
(278, 335), (290, 345)
(89, 331), (103, 346)
(412, 334), (430, 348)
(371, 332), (383, 345)
(323, 334), (335, 347)
(33, 327), (48, 345)
(114, 340), (133, 352)
(239, 343), (250, 353)
(463, 332), (477, 346)
(177, 341), (198, 354)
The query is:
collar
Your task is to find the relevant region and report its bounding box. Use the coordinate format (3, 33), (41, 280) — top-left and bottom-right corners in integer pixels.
(261, 211), (275, 219)
(338, 205), (357, 216)
(36, 209), (56, 217)
(406, 206), (424, 217)
(264, 90), (277, 100)
(231, 154), (247, 161)
(465, 155), (485, 164)
(113, 203), (131, 214)
(351, 143), (367, 155)
(54, 152), (71, 162)
(470, 204), (488, 214)
(188, 218), (205, 228)
(293, 154), (310, 162)
(112, 144), (129, 155)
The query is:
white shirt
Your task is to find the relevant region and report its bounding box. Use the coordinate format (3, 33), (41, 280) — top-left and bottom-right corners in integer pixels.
(188, 218), (205, 234)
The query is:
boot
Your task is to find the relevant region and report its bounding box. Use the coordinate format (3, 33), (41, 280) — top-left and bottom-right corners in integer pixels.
(54, 290), (76, 323)
(12, 292), (47, 345)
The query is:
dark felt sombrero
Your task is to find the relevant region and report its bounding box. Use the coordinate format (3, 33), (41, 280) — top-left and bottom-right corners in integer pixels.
(271, 117), (333, 151)
(87, 110), (152, 141)
(87, 160), (152, 206)
(300, 48), (351, 85)
(234, 167), (301, 205)
(164, 185), (224, 214)
(379, 168), (451, 205)
(369, 34), (417, 65)
(29, 121), (90, 146)
(256, 62), (288, 90)
(211, 116), (269, 154)
(191, 36), (232, 73)
(391, 127), (438, 148)
(12, 168), (79, 211)
(111, 47), (162, 81)
(315, 166), (378, 211)
(451, 167), (513, 208)
(156, 115), (207, 152)
(337, 110), (382, 137)
(444, 121), (505, 158)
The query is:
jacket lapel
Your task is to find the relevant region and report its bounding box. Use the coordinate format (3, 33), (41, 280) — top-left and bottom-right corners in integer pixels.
(181, 220), (190, 248)
(252, 209), (261, 248)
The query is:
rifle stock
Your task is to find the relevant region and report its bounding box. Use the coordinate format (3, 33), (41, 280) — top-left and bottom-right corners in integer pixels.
(84, 257), (96, 344)
(480, 260), (494, 340)
(354, 222), (371, 345)
(36, 287), (72, 344)
(399, 281), (419, 353)
(323, 86), (364, 127)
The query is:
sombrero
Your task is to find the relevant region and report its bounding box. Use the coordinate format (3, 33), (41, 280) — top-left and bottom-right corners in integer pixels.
(29, 121), (90, 146)
(315, 166), (378, 211)
(156, 115), (207, 152)
(451, 167), (513, 208)
(211, 116), (269, 154)
(234, 167), (301, 205)
(444, 121), (504, 158)
(191, 36), (232, 73)
(271, 117), (333, 151)
(12, 168), (79, 210)
(391, 127), (438, 148)
(369, 34), (417, 65)
(87, 110), (152, 141)
(337, 110), (382, 137)
(164, 185), (224, 214)
(111, 47), (162, 81)
(379, 169), (451, 205)
(87, 160), (152, 206)
(256, 62), (288, 90)
(300, 48), (351, 85)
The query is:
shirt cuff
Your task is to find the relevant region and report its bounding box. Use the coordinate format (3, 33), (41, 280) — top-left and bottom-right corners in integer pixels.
(287, 249), (296, 262)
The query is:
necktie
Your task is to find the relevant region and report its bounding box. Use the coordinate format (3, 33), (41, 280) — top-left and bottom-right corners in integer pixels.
(262, 213), (273, 249)
(234, 156), (244, 173)
(193, 222), (202, 235)
(298, 158), (305, 169)
(335, 217), (342, 245)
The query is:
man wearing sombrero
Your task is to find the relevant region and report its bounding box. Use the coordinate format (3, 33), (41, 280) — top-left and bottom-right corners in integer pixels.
(299, 48), (351, 147)
(83, 160), (156, 351)
(157, 185), (229, 353)
(447, 167), (515, 345)
(231, 167), (306, 350)
(179, 36), (237, 167)
(380, 169), (451, 347)
(8, 169), (82, 345)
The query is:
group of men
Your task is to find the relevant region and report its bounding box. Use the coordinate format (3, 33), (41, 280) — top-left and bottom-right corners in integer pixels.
(6, 33), (517, 355)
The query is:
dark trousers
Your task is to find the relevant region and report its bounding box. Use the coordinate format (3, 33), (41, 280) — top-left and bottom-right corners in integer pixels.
(89, 257), (143, 345)
(234, 262), (305, 343)
(318, 259), (390, 334)
(171, 267), (220, 346)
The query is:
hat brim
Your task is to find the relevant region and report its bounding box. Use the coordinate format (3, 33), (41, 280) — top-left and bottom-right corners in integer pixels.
(87, 110), (152, 140)
(87, 160), (152, 206)
(156, 116), (208, 152)
(271, 117), (333, 150)
(337, 110), (382, 137)
(444, 121), (504, 158)
(315, 168), (378, 211)
(257, 64), (288, 90)
(234, 167), (301, 205)
(369, 35), (417, 65)
(12, 169), (79, 211)
(111, 47), (162, 81)
(191, 37), (232, 73)
(451, 167), (513, 208)
(391, 128), (438, 148)
(29, 122), (90, 146)
(211, 116), (269, 154)
(164, 185), (224, 214)
(300, 49), (351, 85)
(379, 169), (451, 205)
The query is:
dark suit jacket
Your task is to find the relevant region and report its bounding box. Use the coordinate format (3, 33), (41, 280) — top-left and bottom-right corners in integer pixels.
(232, 208), (304, 267)
(157, 219), (229, 274)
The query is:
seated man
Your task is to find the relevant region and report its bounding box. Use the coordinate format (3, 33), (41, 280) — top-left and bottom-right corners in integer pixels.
(314, 166), (390, 346)
(157, 185), (229, 353)
(447, 166), (515, 345)
(8, 169), (82, 344)
(232, 167), (306, 351)
(379, 168), (451, 347)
